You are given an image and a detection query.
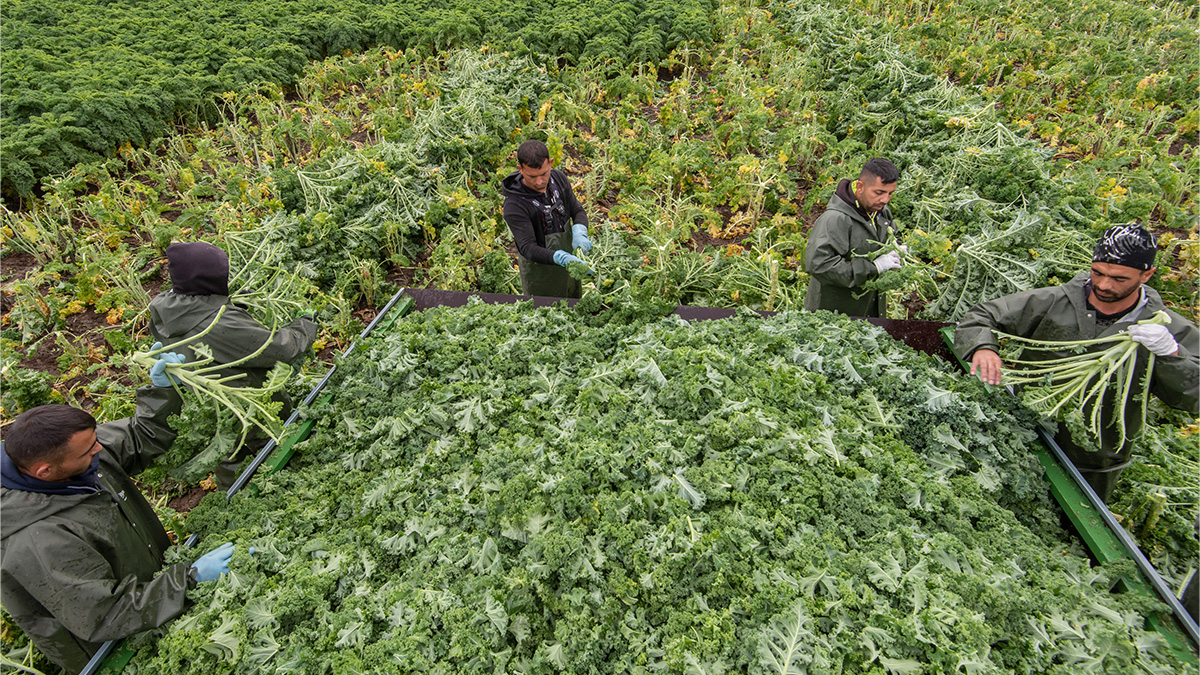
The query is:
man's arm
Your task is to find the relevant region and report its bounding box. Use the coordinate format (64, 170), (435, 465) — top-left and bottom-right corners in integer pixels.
(954, 288), (1061, 384)
(503, 201), (558, 265)
(6, 525), (193, 643)
(804, 213), (879, 289)
(1149, 312), (1200, 412)
(95, 385), (183, 476)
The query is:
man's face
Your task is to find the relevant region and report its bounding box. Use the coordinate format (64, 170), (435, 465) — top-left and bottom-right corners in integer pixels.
(1089, 262), (1154, 305)
(519, 159), (553, 193)
(39, 429), (102, 482)
(854, 176), (898, 213)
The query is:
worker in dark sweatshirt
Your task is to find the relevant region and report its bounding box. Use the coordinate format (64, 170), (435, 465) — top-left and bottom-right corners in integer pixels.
(499, 139), (592, 298)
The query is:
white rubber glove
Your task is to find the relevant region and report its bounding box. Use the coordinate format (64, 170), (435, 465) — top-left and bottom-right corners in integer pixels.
(1127, 323), (1179, 356)
(873, 250), (902, 274)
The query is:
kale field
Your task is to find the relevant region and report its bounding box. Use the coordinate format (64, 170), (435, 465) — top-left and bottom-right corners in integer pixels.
(0, 0), (1197, 672)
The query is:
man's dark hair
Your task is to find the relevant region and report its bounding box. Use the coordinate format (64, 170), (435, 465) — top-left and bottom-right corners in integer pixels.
(859, 158), (900, 185)
(4, 405), (97, 469)
(517, 140), (551, 169)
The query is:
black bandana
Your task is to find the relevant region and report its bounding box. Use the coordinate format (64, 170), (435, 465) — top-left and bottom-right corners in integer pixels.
(1092, 224), (1157, 271)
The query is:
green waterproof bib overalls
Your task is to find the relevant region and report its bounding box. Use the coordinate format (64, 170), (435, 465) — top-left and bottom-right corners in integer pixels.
(518, 230), (581, 298)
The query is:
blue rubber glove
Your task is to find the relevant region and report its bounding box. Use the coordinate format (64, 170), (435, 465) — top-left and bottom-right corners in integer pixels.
(191, 542), (234, 582)
(553, 250), (581, 267)
(571, 223), (592, 253)
(148, 342), (186, 387)
(552, 250), (591, 274)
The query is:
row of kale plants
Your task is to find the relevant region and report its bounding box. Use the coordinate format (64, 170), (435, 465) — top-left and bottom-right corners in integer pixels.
(1, 0), (716, 199)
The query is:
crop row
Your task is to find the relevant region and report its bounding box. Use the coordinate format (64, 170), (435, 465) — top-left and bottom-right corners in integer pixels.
(1, 0), (716, 198)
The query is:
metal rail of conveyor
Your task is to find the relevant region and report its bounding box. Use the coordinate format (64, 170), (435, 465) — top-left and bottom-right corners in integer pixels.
(89, 289), (1197, 673)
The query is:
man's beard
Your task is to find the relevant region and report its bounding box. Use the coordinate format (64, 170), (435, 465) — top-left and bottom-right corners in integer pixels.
(1093, 286), (1135, 303)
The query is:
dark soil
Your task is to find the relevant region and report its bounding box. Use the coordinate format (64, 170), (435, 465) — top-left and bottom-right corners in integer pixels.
(1168, 135), (1195, 157)
(385, 243), (434, 289)
(346, 128), (373, 147)
(690, 227), (752, 251)
(1, 251), (40, 283)
(901, 290), (929, 320)
(64, 307), (111, 334)
(167, 485), (211, 514)
(21, 337), (64, 377)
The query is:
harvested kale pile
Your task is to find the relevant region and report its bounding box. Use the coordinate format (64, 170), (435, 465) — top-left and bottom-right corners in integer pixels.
(133, 300), (1191, 674)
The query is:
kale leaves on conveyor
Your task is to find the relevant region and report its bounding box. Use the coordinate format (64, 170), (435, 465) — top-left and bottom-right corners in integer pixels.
(138, 300), (1190, 674)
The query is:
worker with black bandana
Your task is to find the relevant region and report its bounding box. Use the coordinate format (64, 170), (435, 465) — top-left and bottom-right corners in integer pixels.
(954, 223), (1200, 501)
(499, 139), (592, 298)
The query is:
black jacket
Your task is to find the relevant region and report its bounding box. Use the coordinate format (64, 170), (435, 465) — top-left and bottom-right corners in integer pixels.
(500, 169), (588, 265)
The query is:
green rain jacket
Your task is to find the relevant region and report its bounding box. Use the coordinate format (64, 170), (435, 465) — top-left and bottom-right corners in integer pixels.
(148, 292), (317, 389)
(954, 273), (1200, 494)
(803, 183), (894, 317)
(1, 387), (189, 674)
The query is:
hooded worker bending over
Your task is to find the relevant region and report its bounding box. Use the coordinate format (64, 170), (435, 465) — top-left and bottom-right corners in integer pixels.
(954, 224), (1199, 501)
(148, 241), (317, 486)
(500, 139), (592, 298)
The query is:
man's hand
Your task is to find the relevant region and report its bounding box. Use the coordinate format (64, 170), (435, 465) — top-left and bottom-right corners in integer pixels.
(553, 250), (586, 270)
(191, 542), (234, 582)
(1128, 324), (1179, 356)
(970, 349), (1003, 386)
(873, 250), (902, 274)
(148, 342), (186, 387)
(571, 223), (592, 253)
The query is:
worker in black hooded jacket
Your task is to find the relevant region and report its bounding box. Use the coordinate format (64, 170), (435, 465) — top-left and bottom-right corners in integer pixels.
(500, 139), (592, 298)
(148, 241), (317, 486)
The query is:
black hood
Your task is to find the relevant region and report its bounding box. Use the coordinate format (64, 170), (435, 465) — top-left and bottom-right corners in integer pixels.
(166, 241), (229, 295)
(501, 171), (545, 200)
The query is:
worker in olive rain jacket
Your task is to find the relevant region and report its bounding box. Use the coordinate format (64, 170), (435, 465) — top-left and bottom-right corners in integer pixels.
(500, 139), (592, 298)
(804, 158), (903, 317)
(1, 358), (236, 674)
(954, 224), (1200, 502)
(148, 241), (317, 486)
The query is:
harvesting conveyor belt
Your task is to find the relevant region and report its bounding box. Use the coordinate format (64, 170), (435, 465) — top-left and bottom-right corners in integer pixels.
(937, 326), (1199, 657)
(1035, 418), (1200, 652)
(90, 290), (1197, 672)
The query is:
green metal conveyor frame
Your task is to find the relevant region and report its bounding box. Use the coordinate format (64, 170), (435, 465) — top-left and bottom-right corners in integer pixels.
(87, 293), (1197, 672)
(937, 325), (1198, 662)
